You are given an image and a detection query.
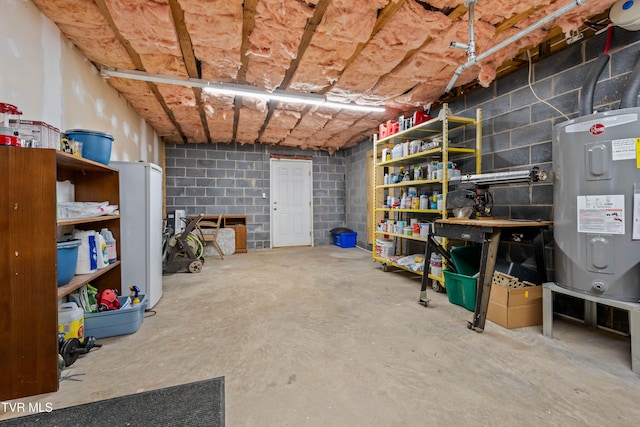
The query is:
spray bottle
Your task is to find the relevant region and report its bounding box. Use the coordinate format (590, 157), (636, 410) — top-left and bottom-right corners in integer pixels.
(129, 285), (141, 307)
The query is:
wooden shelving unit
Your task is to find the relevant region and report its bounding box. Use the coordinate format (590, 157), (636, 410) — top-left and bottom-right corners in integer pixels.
(0, 147), (121, 400)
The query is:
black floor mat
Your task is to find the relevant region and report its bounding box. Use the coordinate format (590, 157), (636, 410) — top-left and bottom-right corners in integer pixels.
(0, 377), (224, 427)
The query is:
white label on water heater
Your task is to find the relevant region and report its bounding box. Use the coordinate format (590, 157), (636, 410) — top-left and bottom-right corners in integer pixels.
(577, 194), (625, 235)
(612, 138), (637, 161)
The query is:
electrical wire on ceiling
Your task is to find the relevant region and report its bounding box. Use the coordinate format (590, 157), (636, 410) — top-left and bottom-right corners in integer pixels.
(526, 15), (619, 122)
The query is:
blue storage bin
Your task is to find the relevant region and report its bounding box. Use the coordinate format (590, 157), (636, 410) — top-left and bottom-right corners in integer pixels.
(84, 295), (148, 339)
(65, 129), (114, 165)
(57, 239), (81, 286)
(334, 232), (357, 248)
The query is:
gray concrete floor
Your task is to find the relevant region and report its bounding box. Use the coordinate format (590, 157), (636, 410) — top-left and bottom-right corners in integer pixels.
(3, 245), (640, 425)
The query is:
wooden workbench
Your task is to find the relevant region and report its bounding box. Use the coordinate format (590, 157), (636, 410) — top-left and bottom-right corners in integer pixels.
(420, 218), (553, 332)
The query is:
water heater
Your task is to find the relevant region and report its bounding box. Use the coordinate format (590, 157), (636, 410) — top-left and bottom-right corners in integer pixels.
(553, 108), (640, 302)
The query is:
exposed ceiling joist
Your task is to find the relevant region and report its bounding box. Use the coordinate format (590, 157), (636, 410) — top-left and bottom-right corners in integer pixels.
(31, 0), (619, 151)
(168, 0), (211, 142)
(93, 0), (187, 142)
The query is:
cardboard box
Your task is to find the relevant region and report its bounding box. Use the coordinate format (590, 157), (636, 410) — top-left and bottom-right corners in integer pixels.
(487, 276), (542, 329)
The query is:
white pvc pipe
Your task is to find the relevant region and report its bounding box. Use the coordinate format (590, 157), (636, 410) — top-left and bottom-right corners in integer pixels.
(445, 0), (590, 93)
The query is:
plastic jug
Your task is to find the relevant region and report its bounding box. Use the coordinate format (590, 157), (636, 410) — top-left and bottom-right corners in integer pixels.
(58, 301), (84, 342)
(430, 253), (443, 277)
(100, 228), (117, 264)
(420, 194), (428, 210)
(73, 230), (97, 274)
(95, 232), (109, 269)
(420, 223), (430, 238)
(413, 222), (421, 235)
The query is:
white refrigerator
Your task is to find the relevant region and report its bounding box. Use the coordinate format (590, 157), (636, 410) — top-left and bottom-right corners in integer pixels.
(112, 161), (163, 309)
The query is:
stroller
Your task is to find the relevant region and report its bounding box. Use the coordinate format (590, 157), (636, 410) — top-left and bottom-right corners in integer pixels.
(162, 213), (205, 274)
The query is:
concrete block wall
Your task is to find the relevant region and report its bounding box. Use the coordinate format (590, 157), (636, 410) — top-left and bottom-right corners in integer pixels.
(344, 137), (372, 248)
(344, 28), (640, 264)
(164, 29), (640, 255)
(451, 28), (640, 275)
(312, 151), (347, 244)
(164, 142), (346, 249)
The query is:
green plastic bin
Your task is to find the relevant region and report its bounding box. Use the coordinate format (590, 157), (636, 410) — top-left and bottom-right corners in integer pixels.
(449, 245), (481, 276)
(443, 269), (477, 311)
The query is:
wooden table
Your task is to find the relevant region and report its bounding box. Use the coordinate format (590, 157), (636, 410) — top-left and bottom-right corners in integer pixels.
(193, 215), (247, 254)
(420, 218), (553, 332)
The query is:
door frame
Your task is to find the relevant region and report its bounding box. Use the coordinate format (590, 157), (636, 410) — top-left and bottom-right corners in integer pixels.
(269, 157), (314, 248)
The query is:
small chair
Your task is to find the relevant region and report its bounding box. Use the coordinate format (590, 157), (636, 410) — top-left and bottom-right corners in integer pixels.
(199, 214), (225, 260)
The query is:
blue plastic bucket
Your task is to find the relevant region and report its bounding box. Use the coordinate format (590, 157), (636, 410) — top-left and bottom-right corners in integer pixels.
(65, 129), (114, 165)
(57, 239), (81, 286)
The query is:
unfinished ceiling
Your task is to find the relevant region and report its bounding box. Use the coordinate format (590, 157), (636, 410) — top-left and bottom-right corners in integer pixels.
(33, 0), (616, 153)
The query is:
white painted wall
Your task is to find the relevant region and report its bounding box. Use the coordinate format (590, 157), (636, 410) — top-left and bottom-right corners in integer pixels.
(0, 0), (161, 164)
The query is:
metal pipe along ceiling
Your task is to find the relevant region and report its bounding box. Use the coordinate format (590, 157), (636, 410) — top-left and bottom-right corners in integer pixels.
(445, 0), (591, 93)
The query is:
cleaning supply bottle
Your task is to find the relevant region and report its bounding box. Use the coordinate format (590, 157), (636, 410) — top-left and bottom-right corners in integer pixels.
(95, 232), (109, 269)
(100, 228), (117, 264)
(89, 231), (98, 271)
(129, 285), (141, 307)
(73, 230), (97, 274)
(420, 193), (428, 210)
(58, 301), (84, 342)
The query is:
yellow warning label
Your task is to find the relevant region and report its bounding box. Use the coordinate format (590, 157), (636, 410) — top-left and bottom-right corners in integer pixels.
(636, 138), (640, 168)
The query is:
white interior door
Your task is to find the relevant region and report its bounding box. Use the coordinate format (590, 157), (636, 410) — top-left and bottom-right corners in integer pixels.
(270, 158), (313, 247)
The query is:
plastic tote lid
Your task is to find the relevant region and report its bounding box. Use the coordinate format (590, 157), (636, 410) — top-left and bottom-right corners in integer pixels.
(57, 239), (81, 249)
(65, 129), (114, 141)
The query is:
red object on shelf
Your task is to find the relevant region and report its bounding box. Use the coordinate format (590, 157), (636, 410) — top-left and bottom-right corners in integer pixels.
(379, 123), (388, 139)
(387, 120), (399, 135)
(0, 102), (23, 146)
(413, 111), (431, 125)
(0, 135), (20, 146)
